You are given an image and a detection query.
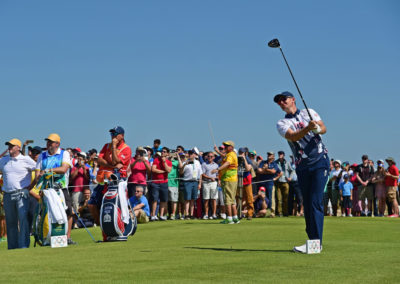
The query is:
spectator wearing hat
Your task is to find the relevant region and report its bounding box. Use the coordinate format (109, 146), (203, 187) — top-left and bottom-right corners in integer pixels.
(35, 133), (76, 244)
(70, 152), (90, 213)
(349, 163), (362, 216)
(254, 187), (268, 217)
(89, 126), (132, 226)
(0, 139), (37, 249)
(339, 174), (353, 217)
(356, 155), (375, 216)
(150, 147), (172, 221)
(384, 157), (399, 217)
(257, 152), (281, 218)
(371, 160), (387, 216)
(275, 151), (292, 217)
(167, 150), (183, 220)
(217, 141), (239, 224)
(128, 147), (151, 199)
(201, 152), (219, 219)
(180, 149), (202, 219)
(27, 146), (42, 232)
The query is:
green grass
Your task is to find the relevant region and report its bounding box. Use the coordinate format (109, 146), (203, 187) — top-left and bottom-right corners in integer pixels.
(1, 217), (399, 283)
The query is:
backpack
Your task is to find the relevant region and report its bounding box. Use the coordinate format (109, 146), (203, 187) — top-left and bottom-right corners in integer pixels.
(33, 178), (68, 247)
(100, 175), (137, 241)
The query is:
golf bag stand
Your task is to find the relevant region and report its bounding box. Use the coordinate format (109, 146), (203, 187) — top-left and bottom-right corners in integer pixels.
(100, 174), (137, 241)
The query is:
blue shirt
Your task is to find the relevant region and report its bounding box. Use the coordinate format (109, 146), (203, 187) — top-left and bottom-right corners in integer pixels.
(339, 181), (353, 196)
(258, 160), (281, 186)
(129, 195), (150, 217)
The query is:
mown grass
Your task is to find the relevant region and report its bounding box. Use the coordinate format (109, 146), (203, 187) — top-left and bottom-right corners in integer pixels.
(0, 217), (399, 283)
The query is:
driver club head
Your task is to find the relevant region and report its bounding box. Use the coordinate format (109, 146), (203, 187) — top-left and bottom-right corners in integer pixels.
(268, 38), (280, 48)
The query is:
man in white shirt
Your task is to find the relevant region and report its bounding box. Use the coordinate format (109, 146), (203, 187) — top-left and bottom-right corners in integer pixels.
(0, 138), (36, 249)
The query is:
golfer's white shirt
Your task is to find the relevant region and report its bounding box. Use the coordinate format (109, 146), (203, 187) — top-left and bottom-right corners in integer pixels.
(0, 154), (36, 192)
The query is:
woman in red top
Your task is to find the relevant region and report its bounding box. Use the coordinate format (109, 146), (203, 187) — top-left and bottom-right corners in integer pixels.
(384, 157), (399, 217)
(127, 147), (151, 198)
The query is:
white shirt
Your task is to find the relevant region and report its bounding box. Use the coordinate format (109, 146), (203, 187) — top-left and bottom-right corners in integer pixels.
(182, 159), (203, 181)
(0, 154), (36, 192)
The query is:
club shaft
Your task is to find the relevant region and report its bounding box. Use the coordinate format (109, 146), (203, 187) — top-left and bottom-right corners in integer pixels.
(72, 206), (97, 243)
(279, 48), (313, 121)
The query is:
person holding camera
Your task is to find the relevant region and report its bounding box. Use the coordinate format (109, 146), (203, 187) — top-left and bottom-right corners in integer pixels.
(180, 149), (202, 219)
(70, 152), (90, 213)
(168, 150), (183, 220)
(128, 147), (151, 199)
(238, 147), (254, 220)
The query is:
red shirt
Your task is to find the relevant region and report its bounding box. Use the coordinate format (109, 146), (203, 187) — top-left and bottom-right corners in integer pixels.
(70, 166), (90, 192)
(128, 158), (150, 185)
(97, 142), (132, 182)
(152, 158), (172, 184)
(385, 165), (399, 187)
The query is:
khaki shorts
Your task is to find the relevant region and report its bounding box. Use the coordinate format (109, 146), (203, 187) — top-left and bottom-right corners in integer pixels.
(222, 181), (238, 206)
(387, 186), (397, 202)
(137, 209), (149, 223)
(359, 185), (374, 200)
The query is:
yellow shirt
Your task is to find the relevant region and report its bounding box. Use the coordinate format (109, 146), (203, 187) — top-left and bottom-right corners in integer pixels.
(31, 171), (40, 195)
(220, 151), (238, 182)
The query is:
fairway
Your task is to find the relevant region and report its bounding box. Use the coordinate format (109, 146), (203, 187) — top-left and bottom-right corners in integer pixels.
(1, 217), (399, 283)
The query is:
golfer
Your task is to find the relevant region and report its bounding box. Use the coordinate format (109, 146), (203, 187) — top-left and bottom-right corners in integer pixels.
(274, 91), (329, 253)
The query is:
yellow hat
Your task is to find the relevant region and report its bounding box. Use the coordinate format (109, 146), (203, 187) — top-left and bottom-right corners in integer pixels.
(223, 140), (235, 147)
(46, 133), (61, 143)
(5, 138), (22, 148)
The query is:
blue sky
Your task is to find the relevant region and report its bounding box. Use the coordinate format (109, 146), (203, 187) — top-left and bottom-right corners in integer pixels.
(0, 0), (399, 164)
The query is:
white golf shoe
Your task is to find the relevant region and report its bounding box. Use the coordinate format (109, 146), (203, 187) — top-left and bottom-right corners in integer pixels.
(293, 244), (307, 254)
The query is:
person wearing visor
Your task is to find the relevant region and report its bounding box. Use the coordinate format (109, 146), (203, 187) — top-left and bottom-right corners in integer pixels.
(88, 126), (132, 225)
(0, 138), (37, 249)
(35, 133), (75, 245)
(274, 91), (329, 253)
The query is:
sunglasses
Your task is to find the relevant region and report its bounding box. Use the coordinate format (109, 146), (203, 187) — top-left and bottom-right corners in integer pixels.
(110, 132), (119, 137)
(135, 190), (143, 193)
(277, 97), (289, 104)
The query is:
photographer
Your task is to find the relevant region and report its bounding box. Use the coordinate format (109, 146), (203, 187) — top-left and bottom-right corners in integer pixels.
(168, 150), (183, 220)
(70, 152), (90, 213)
(180, 149), (202, 219)
(128, 147), (151, 199)
(237, 148), (254, 220)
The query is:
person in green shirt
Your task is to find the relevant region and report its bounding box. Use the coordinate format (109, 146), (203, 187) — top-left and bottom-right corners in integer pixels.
(168, 152), (183, 220)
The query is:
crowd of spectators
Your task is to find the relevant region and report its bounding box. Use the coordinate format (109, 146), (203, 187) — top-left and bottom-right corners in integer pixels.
(0, 136), (399, 246)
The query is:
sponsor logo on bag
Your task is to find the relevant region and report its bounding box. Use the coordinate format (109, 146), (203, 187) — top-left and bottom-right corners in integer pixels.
(103, 214), (112, 223)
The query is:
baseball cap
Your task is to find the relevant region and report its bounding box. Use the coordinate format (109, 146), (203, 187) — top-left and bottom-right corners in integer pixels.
(273, 91), (294, 103)
(45, 133), (61, 143)
(238, 147), (247, 154)
(343, 174), (349, 179)
(259, 186), (266, 192)
(223, 141), (235, 147)
(109, 126), (125, 135)
(249, 150), (257, 156)
(386, 157), (396, 164)
(362, 154), (368, 160)
(28, 146), (43, 154)
(342, 161), (349, 167)
(74, 147), (82, 153)
(78, 152), (87, 158)
(334, 160), (342, 166)
(351, 163), (358, 168)
(5, 138), (22, 148)
(267, 151), (274, 156)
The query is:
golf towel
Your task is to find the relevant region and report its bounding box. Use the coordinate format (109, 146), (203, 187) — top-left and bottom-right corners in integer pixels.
(118, 181), (130, 224)
(43, 188), (68, 225)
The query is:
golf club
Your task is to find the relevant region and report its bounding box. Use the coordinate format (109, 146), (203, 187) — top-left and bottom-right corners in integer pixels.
(268, 38), (313, 121)
(72, 206), (102, 243)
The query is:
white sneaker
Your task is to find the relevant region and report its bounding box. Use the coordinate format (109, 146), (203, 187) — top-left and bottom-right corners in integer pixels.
(212, 215), (217, 219)
(159, 216), (167, 221)
(203, 215), (208, 220)
(348, 214), (353, 217)
(293, 244), (307, 254)
(209, 216), (213, 220)
(221, 214), (226, 220)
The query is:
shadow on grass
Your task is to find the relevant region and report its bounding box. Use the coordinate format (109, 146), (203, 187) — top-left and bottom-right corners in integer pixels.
(185, 246), (292, 253)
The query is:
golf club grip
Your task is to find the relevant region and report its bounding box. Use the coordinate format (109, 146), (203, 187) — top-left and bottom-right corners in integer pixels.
(279, 48), (313, 121)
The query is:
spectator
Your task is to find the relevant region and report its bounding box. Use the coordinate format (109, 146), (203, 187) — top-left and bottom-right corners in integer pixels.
(257, 152), (281, 218)
(128, 147), (151, 198)
(0, 190), (6, 242)
(356, 155), (375, 216)
(152, 139), (162, 155)
(70, 152), (90, 213)
(201, 151), (219, 219)
(349, 163), (362, 216)
(339, 174), (353, 217)
(77, 188), (95, 228)
(176, 151), (187, 219)
(254, 186), (268, 217)
(217, 141), (239, 224)
(35, 134), (76, 245)
(129, 185), (150, 223)
(238, 148), (254, 220)
(88, 126), (132, 227)
(328, 160), (343, 216)
(150, 147), (172, 221)
(0, 139), (37, 249)
(288, 155), (303, 216)
(180, 149), (202, 219)
(384, 157), (399, 217)
(275, 151), (291, 217)
(371, 160), (386, 216)
(168, 150), (183, 220)
(27, 146), (42, 233)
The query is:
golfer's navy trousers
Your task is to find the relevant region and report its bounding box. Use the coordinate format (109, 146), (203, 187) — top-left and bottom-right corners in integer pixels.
(296, 155), (329, 244)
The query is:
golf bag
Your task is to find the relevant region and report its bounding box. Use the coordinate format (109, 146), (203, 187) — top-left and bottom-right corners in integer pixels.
(100, 174), (137, 241)
(33, 184), (68, 247)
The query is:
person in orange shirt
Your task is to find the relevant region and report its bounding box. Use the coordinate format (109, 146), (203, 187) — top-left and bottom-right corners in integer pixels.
(88, 126), (132, 225)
